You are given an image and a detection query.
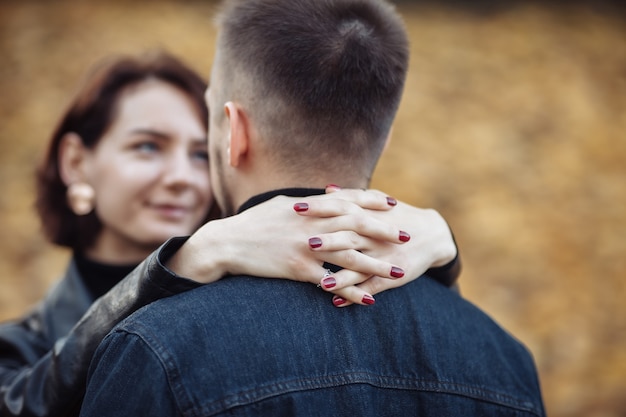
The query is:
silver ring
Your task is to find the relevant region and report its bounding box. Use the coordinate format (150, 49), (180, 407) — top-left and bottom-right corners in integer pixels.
(316, 269), (333, 288)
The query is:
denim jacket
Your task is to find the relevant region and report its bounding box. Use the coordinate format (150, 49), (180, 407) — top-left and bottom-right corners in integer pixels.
(81, 272), (545, 416)
(80, 191), (545, 417)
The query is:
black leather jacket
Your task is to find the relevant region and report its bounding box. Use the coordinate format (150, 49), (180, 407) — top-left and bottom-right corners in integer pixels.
(0, 240), (201, 417)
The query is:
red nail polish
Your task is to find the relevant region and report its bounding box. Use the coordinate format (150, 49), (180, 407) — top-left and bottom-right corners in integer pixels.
(386, 196), (397, 206)
(326, 184), (341, 190)
(399, 230), (411, 242)
(333, 296), (347, 307)
(309, 237), (323, 249)
(293, 202), (309, 212)
(390, 266), (404, 279)
(321, 276), (336, 289)
(361, 294), (375, 305)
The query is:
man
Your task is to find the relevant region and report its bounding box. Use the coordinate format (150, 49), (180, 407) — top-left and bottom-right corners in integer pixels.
(80, 0), (545, 416)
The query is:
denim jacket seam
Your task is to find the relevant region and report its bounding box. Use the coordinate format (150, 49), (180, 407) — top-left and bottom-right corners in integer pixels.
(192, 372), (542, 416)
(112, 324), (197, 417)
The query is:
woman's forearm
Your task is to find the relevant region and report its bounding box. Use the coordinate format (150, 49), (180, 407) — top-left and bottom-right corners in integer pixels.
(0, 240), (198, 417)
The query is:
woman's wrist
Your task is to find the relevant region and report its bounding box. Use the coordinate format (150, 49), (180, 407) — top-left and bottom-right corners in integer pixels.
(164, 219), (234, 284)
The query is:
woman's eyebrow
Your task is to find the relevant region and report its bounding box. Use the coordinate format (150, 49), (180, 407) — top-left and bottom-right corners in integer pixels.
(129, 128), (169, 138)
(130, 128), (208, 144)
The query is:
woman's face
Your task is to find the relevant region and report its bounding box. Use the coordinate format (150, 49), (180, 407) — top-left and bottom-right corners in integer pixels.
(82, 79), (212, 261)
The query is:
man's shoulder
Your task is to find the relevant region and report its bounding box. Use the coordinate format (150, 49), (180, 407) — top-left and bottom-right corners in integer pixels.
(114, 275), (309, 336)
(107, 275), (543, 415)
(120, 274), (531, 362)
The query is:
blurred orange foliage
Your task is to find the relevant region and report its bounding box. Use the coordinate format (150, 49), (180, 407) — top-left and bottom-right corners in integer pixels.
(0, 1), (624, 415)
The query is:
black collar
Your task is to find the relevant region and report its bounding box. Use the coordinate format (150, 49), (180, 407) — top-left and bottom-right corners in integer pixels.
(74, 252), (138, 300)
(237, 188), (326, 213)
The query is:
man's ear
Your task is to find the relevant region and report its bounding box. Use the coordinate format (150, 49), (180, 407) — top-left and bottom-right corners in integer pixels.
(58, 132), (89, 186)
(224, 101), (250, 168)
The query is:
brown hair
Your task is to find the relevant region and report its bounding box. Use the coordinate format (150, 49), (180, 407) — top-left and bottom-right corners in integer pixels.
(215, 0), (409, 178)
(36, 51), (210, 250)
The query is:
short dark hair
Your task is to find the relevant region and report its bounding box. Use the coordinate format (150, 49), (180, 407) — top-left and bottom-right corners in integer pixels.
(36, 51), (209, 250)
(215, 0), (409, 178)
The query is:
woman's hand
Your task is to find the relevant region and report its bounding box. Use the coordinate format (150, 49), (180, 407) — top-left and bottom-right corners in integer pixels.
(166, 188), (408, 301)
(303, 187), (458, 306)
(166, 187), (457, 307)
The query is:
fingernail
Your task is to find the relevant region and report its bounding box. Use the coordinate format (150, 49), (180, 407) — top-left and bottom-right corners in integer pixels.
(390, 266), (405, 279)
(308, 237), (323, 249)
(333, 296), (347, 307)
(399, 230), (411, 242)
(386, 196), (397, 206)
(361, 294), (376, 305)
(321, 276), (336, 289)
(326, 184), (341, 190)
(293, 202), (309, 212)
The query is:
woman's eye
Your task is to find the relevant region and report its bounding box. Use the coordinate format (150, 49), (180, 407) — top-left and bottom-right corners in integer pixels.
(192, 150), (209, 163)
(134, 142), (159, 153)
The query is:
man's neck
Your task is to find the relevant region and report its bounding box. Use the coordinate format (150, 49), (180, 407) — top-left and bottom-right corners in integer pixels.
(227, 162), (370, 216)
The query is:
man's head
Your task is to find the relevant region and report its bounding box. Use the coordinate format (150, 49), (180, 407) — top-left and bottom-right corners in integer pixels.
(208, 0), (409, 215)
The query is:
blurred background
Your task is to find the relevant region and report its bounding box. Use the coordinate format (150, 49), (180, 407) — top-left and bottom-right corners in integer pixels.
(0, 0), (624, 415)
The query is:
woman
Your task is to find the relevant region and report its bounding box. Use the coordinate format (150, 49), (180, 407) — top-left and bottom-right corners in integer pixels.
(0, 51), (459, 416)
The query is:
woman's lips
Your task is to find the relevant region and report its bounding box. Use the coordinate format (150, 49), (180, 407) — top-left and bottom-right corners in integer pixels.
(150, 204), (192, 221)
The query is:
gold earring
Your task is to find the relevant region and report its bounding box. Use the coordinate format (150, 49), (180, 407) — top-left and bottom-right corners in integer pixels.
(67, 182), (95, 216)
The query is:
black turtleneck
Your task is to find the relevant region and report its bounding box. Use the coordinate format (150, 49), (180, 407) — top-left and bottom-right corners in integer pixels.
(74, 252), (139, 300)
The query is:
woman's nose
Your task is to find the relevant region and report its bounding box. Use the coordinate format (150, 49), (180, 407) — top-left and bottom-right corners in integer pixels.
(162, 150), (196, 190)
